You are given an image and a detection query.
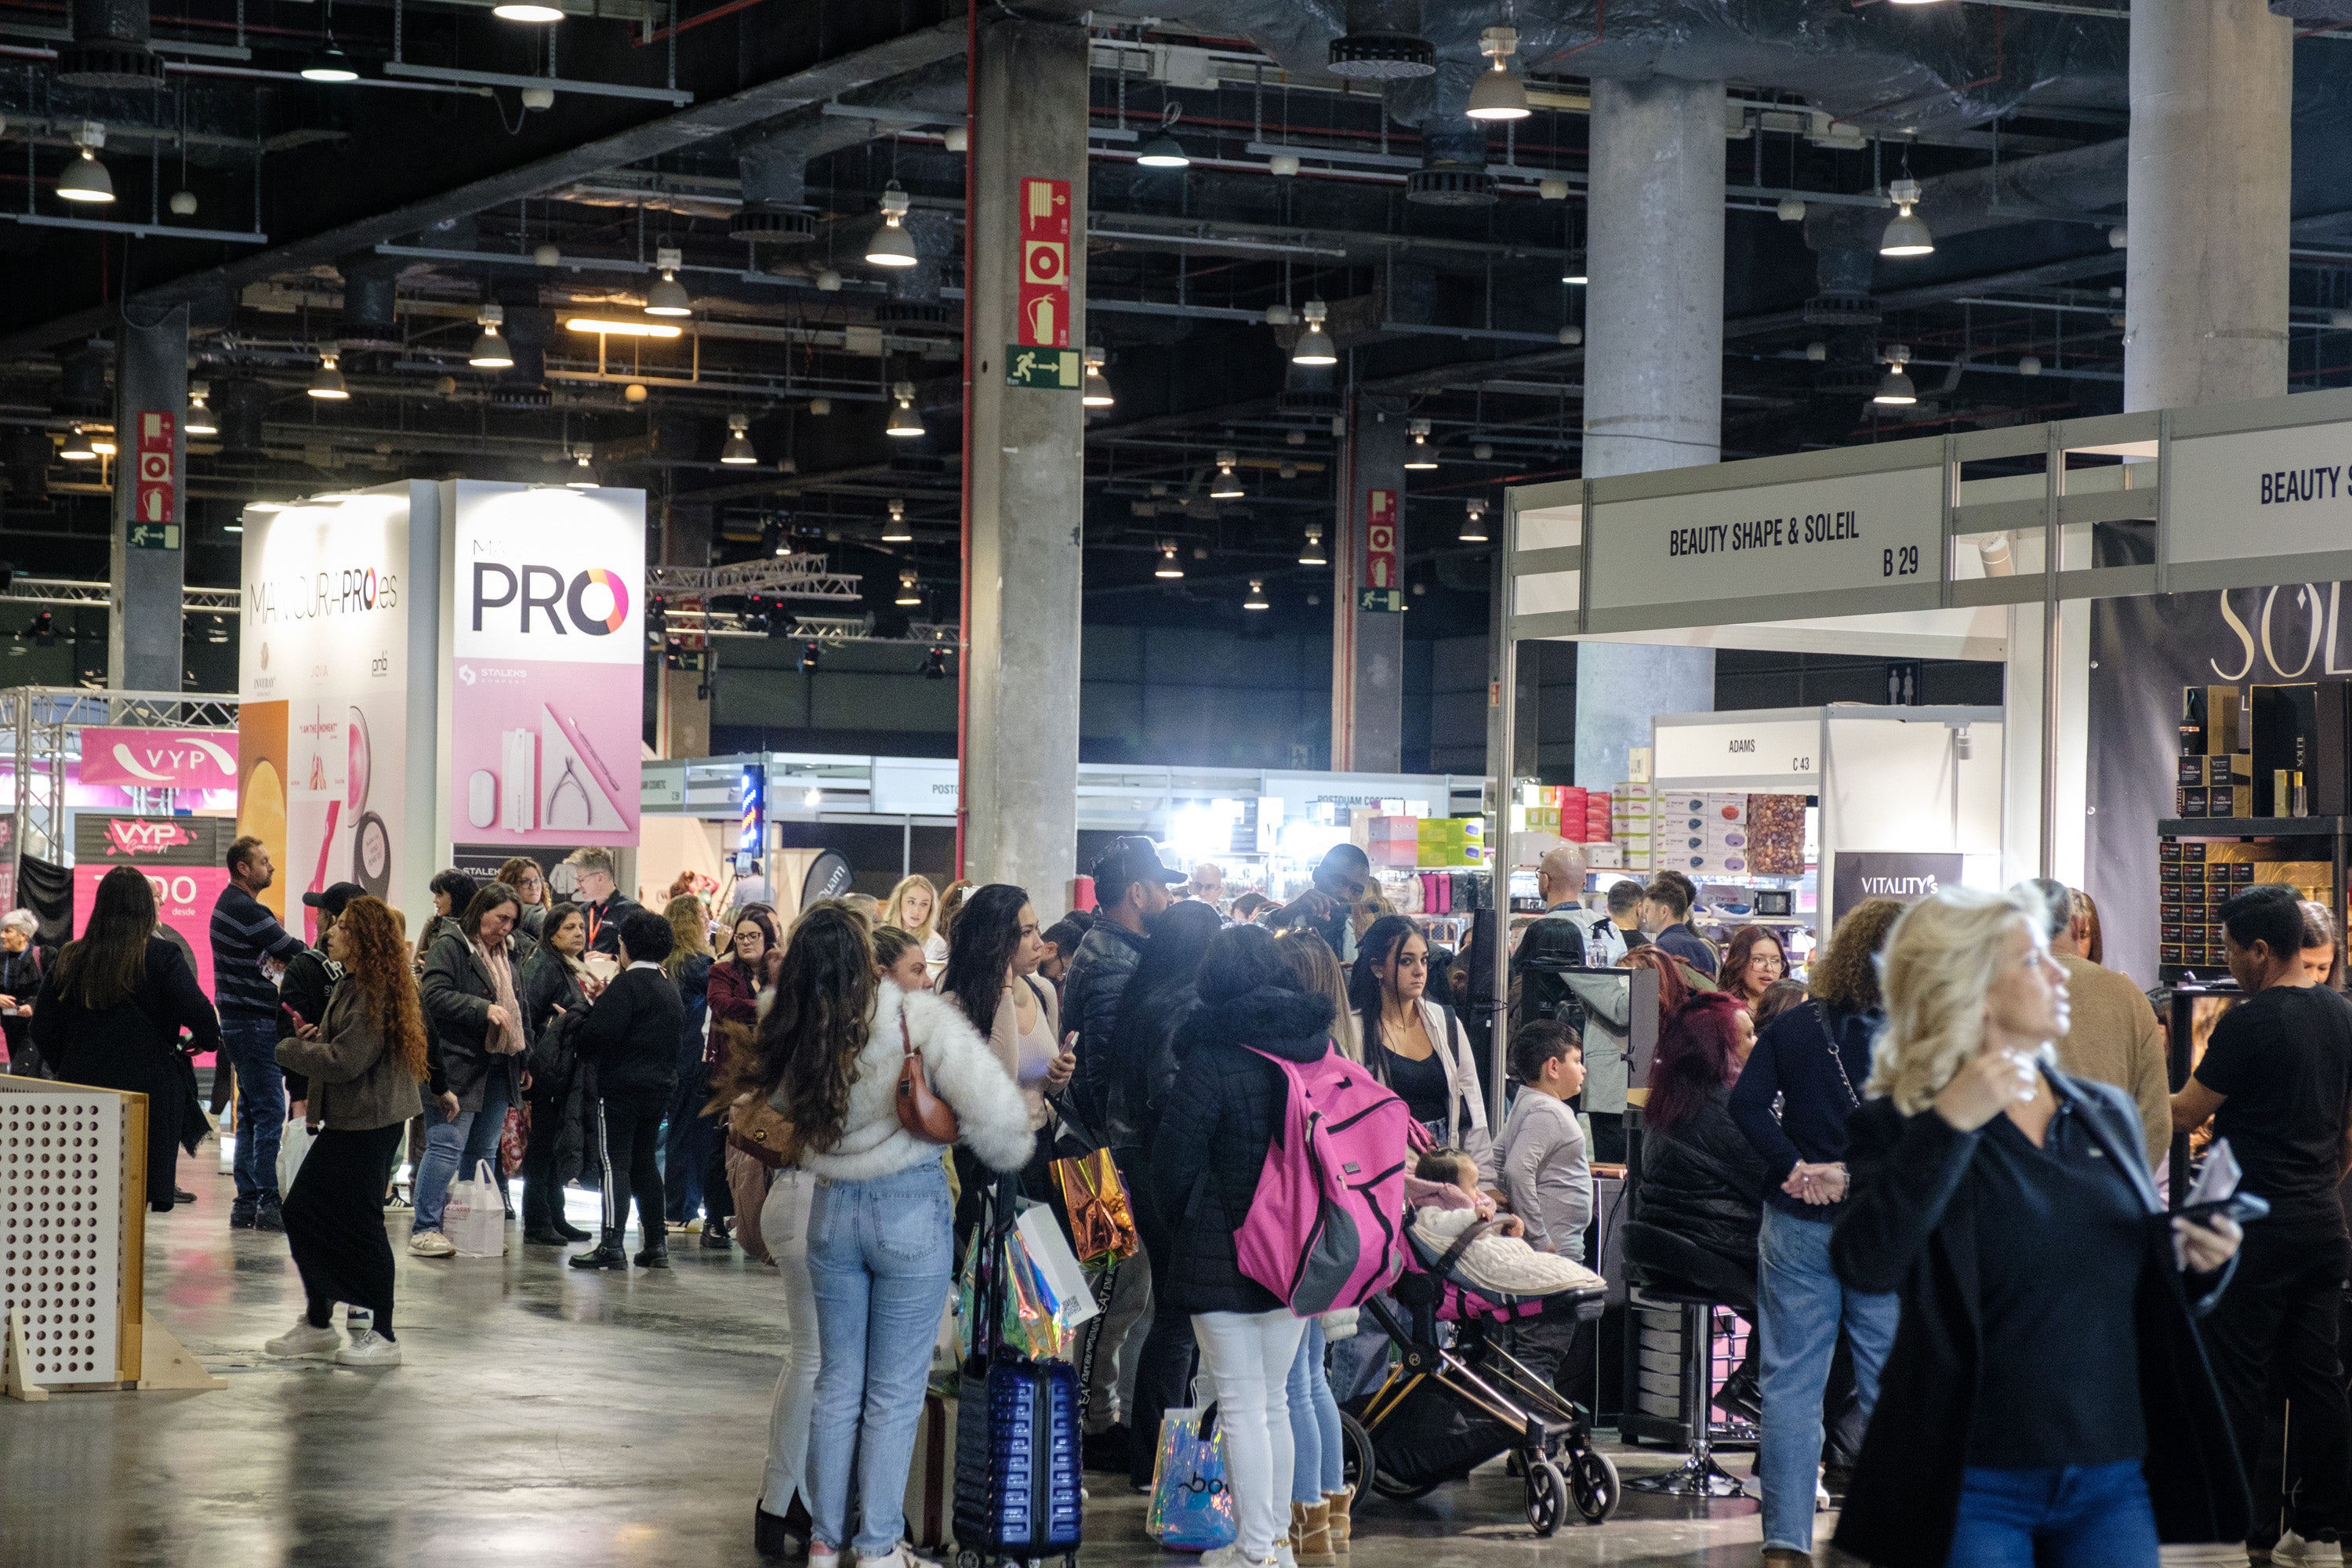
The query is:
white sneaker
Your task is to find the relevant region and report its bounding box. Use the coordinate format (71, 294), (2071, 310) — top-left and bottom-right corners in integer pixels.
(408, 1229), (455, 1258)
(1276, 1545), (1299, 1568)
(263, 1321), (341, 1359)
(855, 1545), (938, 1568)
(333, 1329), (402, 1367)
(1200, 1548), (1279, 1568)
(2278, 1534), (2345, 1567)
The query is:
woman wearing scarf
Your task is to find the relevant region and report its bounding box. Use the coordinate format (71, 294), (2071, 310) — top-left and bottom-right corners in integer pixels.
(413, 882), (537, 1257)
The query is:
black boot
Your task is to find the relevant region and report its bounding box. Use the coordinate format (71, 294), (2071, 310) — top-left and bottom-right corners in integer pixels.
(633, 1237), (670, 1269)
(568, 1229), (629, 1270)
(755, 1494), (812, 1559)
(702, 1218), (733, 1250)
(524, 1225), (564, 1246)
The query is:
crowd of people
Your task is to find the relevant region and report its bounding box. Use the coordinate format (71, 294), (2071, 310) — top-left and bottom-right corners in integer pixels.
(8, 821), (2350, 1568)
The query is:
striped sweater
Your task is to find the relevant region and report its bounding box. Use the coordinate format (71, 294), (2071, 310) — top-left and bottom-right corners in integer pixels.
(209, 883), (305, 1019)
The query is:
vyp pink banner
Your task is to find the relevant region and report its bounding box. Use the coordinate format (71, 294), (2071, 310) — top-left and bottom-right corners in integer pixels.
(79, 728), (238, 790)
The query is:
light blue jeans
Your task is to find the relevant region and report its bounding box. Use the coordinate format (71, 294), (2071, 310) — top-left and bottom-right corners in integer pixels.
(1287, 1318), (1345, 1503)
(412, 1072), (511, 1232)
(1757, 1204), (1900, 1553)
(805, 1160), (954, 1557)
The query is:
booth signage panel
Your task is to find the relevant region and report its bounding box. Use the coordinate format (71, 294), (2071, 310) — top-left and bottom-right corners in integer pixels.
(445, 482), (646, 850)
(1587, 463), (1944, 615)
(2169, 417), (2352, 565)
(1830, 851), (1964, 918)
(872, 757), (960, 816)
(1653, 717), (1820, 788)
(78, 728), (237, 790)
(71, 815), (227, 996)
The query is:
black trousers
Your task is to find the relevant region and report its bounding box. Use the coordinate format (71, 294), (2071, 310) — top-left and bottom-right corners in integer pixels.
(2203, 1224), (2351, 1543)
(282, 1123), (405, 1338)
(596, 1091), (667, 1240)
(1507, 1298), (1596, 1414)
(520, 1089), (565, 1232)
(1122, 1145), (1199, 1487)
(702, 1128), (733, 1223)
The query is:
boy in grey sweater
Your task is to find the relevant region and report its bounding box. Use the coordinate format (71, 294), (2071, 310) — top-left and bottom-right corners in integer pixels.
(1497, 1020), (1596, 1402)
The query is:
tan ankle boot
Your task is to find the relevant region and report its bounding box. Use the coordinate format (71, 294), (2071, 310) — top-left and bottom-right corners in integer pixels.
(1294, 1500), (1336, 1566)
(1323, 1487), (1353, 1552)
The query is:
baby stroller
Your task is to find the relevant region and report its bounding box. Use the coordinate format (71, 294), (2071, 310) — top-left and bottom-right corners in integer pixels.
(1338, 1214), (1619, 1534)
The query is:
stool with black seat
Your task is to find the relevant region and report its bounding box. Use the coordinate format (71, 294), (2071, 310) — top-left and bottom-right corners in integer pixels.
(1620, 1218), (1751, 1498)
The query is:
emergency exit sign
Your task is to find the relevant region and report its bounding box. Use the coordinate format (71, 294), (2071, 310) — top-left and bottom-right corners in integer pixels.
(1006, 345), (1080, 390)
(128, 409), (178, 550)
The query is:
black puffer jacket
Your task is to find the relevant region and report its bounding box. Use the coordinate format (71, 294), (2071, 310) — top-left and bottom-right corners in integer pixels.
(1151, 985), (1338, 1316)
(1063, 920), (1145, 1147)
(1639, 1084), (1766, 1265)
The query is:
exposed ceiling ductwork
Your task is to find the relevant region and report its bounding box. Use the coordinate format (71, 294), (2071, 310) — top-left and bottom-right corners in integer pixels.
(56, 0), (162, 91)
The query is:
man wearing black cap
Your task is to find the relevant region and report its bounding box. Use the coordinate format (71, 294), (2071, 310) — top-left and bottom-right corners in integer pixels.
(1063, 837), (1186, 1145)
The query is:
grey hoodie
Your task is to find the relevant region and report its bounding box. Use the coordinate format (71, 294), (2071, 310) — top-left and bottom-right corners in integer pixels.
(1499, 1089), (1592, 1262)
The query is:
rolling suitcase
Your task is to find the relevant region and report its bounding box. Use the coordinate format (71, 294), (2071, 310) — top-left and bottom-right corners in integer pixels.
(949, 1176), (1083, 1568)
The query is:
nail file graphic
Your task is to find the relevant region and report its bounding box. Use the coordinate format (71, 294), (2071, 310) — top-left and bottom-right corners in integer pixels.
(502, 728), (536, 833)
(539, 703), (622, 831)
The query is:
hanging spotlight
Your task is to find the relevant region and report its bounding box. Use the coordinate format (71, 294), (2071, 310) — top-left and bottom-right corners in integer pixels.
(89, 428), (117, 457)
(308, 354), (350, 401)
(56, 123), (113, 205)
(568, 317), (683, 338)
(186, 382), (219, 437)
(886, 382), (925, 437)
(798, 641), (822, 673)
(469, 303), (514, 368)
(1136, 106), (1192, 168)
(1473, 441), (1494, 460)
(1559, 251), (1588, 285)
(1465, 26), (1530, 122)
(1243, 579), (1270, 611)
(299, 38), (359, 82)
(1776, 197), (1808, 223)
(566, 451), (597, 488)
(865, 183), (920, 267)
(1460, 499), (1491, 543)
(1879, 177), (1934, 257)
(2018, 354), (2044, 377)
(1292, 299), (1337, 365)
(1081, 346), (1115, 408)
(1299, 524), (1328, 567)
(1873, 344), (1918, 406)
(895, 569), (922, 607)
(720, 412), (758, 466)
(27, 612), (54, 647)
(922, 646), (949, 681)
(1155, 542), (1185, 579)
(492, 1), (564, 17)
(1404, 419), (1438, 470)
(644, 245), (692, 316)
(1210, 452), (1244, 499)
(881, 499), (913, 543)
(59, 426), (97, 462)
(1279, 461), (1298, 481)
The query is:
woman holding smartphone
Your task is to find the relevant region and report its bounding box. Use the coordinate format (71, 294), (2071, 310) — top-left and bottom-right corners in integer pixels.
(1830, 885), (2248, 1568)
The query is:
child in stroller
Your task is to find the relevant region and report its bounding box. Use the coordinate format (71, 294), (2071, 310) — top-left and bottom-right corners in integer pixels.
(1338, 1152), (1619, 1534)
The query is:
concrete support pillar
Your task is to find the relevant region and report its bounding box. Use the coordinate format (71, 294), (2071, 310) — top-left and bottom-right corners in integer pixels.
(965, 13), (1086, 917)
(2124, 0), (2292, 412)
(658, 501), (711, 760)
(110, 303), (187, 693)
(1573, 77), (1724, 787)
(1331, 399), (1406, 773)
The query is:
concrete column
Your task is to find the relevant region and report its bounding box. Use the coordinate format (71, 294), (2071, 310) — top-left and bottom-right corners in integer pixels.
(2124, 0), (2291, 412)
(109, 303), (187, 693)
(966, 13), (1086, 918)
(1573, 77), (1723, 787)
(1332, 400), (1406, 773)
(658, 500), (712, 760)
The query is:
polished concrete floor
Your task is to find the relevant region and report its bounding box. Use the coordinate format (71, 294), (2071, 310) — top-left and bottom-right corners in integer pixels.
(0, 1151), (2252, 1568)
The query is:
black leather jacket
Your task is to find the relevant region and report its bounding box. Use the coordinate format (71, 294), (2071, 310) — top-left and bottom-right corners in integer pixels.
(1062, 920), (1145, 1148)
(1640, 1085), (1766, 1265)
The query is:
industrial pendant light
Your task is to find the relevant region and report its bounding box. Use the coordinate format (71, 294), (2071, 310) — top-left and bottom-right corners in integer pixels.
(1155, 542), (1185, 579)
(89, 428), (117, 456)
(566, 451), (597, 488)
(1081, 346), (1115, 408)
(866, 183), (920, 267)
(1460, 499), (1490, 543)
(1210, 451), (1244, 499)
(644, 245), (692, 316)
(886, 382), (924, 437)
(720, 412), (758, 465)
(1873, 344), (1918, 406)
(1243, 579), (1270, 611)
(492, 1), (564, 18)
(301, 4), (360, 82)
(1299, 524), (1328, 566)
(185, 383), (219, 437)
(1404, 419), (1439, 470)
(1292, 299), (1337, 365)
(59, 426), (97, 461)
(1136, 104), (1192, 169)
(308, 354), (350, 400)
(896, 570), (922, 607)
(881, 499), (913, 542)
(1879, 177), (1934, 257)
(56, 124), (113, 205)
(469, 303), (514, 368)
(1465, 25), (1530, 122)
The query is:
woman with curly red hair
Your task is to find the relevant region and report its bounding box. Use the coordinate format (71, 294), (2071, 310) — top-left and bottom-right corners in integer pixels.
(270, 896), (431, 1367)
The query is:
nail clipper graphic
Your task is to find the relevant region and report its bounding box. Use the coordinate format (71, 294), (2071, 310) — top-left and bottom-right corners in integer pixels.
(539, 702), (624, 831)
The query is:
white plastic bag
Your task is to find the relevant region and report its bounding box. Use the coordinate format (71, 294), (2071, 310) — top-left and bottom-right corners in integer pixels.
(1014, 1203), (1101, 1334)
(276, 1120), (314, 1198)
(445, 1160), (509, 1257)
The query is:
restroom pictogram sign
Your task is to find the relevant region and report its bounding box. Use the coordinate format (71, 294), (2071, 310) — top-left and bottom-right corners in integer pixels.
(1016, 176), (1071, 349)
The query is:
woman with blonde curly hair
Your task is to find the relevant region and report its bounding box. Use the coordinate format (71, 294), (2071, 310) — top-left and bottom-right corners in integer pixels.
(270, 896), (430, 1367)
(1828, 886), (2247, 1568)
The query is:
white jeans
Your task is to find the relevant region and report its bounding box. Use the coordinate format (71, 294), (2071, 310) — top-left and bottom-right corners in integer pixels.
(760, 1169), (821, 1515)
(1192, 1309), (1310, 1562)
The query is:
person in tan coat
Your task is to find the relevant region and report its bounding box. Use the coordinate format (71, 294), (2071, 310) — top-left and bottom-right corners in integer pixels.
(2022, 879), (2171, 1173)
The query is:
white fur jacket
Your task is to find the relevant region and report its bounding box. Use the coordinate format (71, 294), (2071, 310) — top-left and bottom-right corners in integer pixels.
(785, 982), (1035, 1184)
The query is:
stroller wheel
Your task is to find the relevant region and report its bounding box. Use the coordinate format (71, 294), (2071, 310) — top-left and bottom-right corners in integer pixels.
(1525, 1457), (1566, 1537)
(1339, 1411), (1377, 1498)
(1566, 1449), (1621, 1524)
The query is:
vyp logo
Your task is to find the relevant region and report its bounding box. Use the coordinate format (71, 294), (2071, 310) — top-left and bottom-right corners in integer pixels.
(471, 562), (630, 637)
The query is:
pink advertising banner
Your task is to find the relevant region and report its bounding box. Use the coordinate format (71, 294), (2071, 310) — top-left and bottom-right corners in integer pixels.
(79, 728), (238, 790)
(71, 815), (229, 999)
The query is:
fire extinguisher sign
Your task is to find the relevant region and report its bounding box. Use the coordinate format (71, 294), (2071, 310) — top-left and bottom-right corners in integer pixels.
(1015, 176), (1071, 350)
(128, 409), (179, 551)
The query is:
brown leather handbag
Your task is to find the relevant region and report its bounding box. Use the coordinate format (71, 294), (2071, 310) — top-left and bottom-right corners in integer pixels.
(895, 1008), (960, 1145)
(727, 1091), (801, 1170)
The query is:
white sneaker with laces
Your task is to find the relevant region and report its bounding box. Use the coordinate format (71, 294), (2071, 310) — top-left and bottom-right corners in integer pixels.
(2278, 1534), (2346, 1567)
(1200, 1547), (1279, 1568)
(333, 1329), (402, 1367)
(263, 1321), (341, 1359)
(855, 1544), (938, 1568)
(408, 1230), (455, 1258)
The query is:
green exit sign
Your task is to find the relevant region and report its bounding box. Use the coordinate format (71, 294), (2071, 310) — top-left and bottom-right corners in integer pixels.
(128, 522), (180, 550)
(1005, 346), (1080, 390)
(1357, 587), (1404, 613)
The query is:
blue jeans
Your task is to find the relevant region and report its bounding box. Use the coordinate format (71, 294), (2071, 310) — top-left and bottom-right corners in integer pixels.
(1757, 1205), (1900, 1552)
(1287, 1318), (1344, 1503)
(805, 1160), (954, 1558)
(221, 1015), (285, 1203)
(1947, 1461), (2159, 1566)
(412, 1073), (512, 1232)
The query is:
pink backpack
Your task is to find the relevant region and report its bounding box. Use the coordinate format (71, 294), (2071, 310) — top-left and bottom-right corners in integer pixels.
(1233, 1046), (1414, 1315)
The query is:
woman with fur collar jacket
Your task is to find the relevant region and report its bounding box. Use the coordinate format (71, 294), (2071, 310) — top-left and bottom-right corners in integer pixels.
(746, 904), (1029, 1568)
